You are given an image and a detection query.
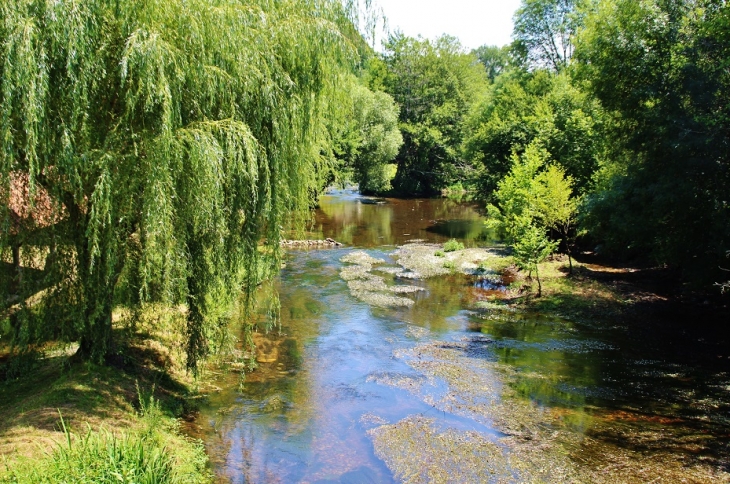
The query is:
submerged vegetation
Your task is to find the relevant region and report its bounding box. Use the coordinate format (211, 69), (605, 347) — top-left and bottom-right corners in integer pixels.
(1, 0), (729, 481)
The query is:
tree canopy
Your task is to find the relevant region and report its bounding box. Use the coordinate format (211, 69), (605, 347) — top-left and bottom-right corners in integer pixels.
(0, 0), (358, 368)
(332, 78), (403, 194)
(513, 0), (581, 71)
(575, 0), (730, 283)
(377, 34), (489, 196)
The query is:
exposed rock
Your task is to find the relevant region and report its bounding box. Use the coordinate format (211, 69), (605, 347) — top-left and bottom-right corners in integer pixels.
(281, 238), (343, 248)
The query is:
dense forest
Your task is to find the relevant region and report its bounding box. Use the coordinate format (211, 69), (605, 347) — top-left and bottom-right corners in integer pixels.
(2, 0), (728, 373)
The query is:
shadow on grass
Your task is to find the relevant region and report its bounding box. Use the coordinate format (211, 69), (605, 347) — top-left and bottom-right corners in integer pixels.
(0, 326), (197, 455)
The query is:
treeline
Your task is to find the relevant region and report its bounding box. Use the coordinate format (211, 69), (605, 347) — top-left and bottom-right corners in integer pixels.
(350, 0), (730, 291)
(1, 0), (728, 371)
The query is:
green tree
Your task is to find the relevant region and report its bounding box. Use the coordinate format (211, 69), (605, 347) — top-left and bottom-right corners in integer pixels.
(575, 0), (730, 285)
(534, 165), (578, 273)
(513, 0), (581, 72)
(487, 142), (569, 295)
(333, 80), (403, 194)
(379, 34), (489, 195)
(463, 69), (603, 196)
(512, 216), (557, 296)
(472, 45), (511, 82)
(0, 0), (357, 368)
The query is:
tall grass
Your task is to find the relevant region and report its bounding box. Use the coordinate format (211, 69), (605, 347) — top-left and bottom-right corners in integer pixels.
(2, 396), (209, 484)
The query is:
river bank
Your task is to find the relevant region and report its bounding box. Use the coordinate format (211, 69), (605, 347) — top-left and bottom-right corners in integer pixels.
(184, 206), (730, 484)
(340, 241), (730, 482)
(0, 305), (212, 483)
(2, 231), (728, 482)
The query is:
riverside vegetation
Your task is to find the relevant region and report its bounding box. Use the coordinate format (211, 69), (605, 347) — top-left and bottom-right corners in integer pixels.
(2, 0), (729, 481)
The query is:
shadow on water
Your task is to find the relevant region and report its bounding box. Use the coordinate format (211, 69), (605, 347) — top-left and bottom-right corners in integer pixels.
(190, 191), (730, 482)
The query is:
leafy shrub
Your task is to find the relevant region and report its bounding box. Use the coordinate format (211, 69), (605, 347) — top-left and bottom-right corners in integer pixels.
(443, 240), (464, 252)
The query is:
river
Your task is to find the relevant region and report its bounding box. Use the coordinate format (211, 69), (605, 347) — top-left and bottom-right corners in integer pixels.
(188, 190), (730, 483)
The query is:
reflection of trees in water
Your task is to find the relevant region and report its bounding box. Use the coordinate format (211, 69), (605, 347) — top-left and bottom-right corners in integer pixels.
(316, 199), (393, 245)
(314, 196), (491, 246)
(384, 274), (470, 332)
(478, 314), (597, 409)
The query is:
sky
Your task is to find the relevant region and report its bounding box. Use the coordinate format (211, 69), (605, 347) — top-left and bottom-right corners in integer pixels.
(373, 0), (522, 51)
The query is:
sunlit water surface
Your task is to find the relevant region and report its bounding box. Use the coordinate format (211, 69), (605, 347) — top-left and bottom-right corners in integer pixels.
(188, 190), (730, 483)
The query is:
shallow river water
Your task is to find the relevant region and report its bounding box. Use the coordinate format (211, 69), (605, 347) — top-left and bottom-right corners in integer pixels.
(189, 190), (730, 483)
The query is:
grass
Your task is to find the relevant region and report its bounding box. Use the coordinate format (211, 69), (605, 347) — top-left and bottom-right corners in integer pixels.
(480, 254), (631, 323)
(443, 239), (464, 253)
(523, 259), (628, 321)
(0, 305), (212, 483)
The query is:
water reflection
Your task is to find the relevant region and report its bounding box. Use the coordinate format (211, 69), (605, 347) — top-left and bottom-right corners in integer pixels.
(191, 192), (730, 482)
(307, 189), (494, 247)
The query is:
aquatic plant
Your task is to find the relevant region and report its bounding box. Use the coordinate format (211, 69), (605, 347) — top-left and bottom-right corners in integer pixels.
(443, 239), (465, 252)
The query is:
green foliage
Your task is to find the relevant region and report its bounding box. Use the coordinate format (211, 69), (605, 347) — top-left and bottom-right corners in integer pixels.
(463, 69), (604, 196)
(486, 142), (548, 242)
(512, 217), (557, 296)
(487, 142), (569, 294)
(472, 45), (512, 82)
(513, 0), (582, 72)
(534, 164), (578, 270)
(0, 347), (40, 382)
(378, 34), (489, 195)
(0, 0), (358, 368)
(333, 79), (403, 194)
(2, 416), (176, 484)
(443, 239), (465, 253)
(575, 0), (730, 284)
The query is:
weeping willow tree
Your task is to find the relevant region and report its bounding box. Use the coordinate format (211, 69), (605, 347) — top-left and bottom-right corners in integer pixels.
(0, 0), (357, 369)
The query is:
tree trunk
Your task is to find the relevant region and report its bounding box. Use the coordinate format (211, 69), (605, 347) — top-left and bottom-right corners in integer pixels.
(566, 240), (573, 276)
(8, 242), (22, 340)
(535, 263), (542, 297)
(77, 268), (118, 363)
(78, 298), (114, 363)
(10, 242), (21, 297)
(185, 235), (209, 374)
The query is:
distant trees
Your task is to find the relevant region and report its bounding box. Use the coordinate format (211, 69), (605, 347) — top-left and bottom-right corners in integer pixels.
(334, 80), (403, 194)
(0, 0), (358, 368)
(463, 70), (604, 196)
(377, 34), (489, 195)
(472, 45), (512, 82)
(513, 0), (581, 71)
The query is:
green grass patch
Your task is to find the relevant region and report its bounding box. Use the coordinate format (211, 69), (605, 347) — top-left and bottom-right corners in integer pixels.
(0, 305), (212, 483)
(443, 239), (464, 253)
(504, 258), (629, 323)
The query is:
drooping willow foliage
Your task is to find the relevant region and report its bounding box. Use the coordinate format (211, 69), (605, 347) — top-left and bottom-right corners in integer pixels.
(0, 0), (357, 369)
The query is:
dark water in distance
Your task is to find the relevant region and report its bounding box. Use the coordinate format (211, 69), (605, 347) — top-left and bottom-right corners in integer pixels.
(189, 190), (730, 483)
